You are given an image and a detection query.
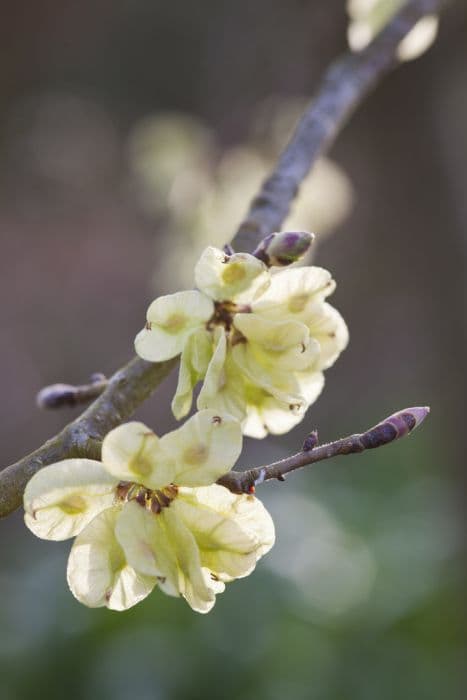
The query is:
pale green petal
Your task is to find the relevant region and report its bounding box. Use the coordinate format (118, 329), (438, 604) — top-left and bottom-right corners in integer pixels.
(248, 371), (323, 436)
(67, 506), (156, 611)
(197, 375), (247, 424)
(306, 302), (349, 370)
(295, 370), (325, 405)
(135, 290), (214, 362)
(116, 501), (218, 613)
(101, 422), (174, 490)
(202, 567), (226, 594)
(239, 367), (322, 437)
(233, 314), (319, 372)
(241, 405), (270, 439)
(241, 388), (309, 438)
(199, 327), (227, 394)
(231, 342), (306, 405)
(197, 319), (323, 438)
(252, 266), (335, 322)
(172, 328), (213, 420)
(248, 267), (348, 378)
(162, 507), (219, 612)
(23, 460), (117, 541)
(175, 485), (275, 581)
(197, 331), (247, 422)
(159, 409), (242, 486)
(114, 501), (168, 579)
(199, 339), (311, 436)
(233, 313), (310, 352)
(242, 399), (303, 438)
(172, 352), (194, 421)
(195, 246), (270, 302)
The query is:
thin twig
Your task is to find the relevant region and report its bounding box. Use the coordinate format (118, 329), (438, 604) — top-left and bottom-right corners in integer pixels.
(0, 0), (441, 518)
(217, 407), (430, 494)
(231, 0), (444, 253)
(36, 373), (109, 409)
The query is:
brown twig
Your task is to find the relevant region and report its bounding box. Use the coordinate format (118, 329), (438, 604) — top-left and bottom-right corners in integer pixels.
(0, 0), (442, 518)
(217, 407), (430, 494)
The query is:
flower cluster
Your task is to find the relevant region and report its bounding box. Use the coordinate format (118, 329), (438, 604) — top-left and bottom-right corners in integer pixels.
(135, 246), (348, 437)
(24, 239), (348, 613)
(24, 410), (274, 613)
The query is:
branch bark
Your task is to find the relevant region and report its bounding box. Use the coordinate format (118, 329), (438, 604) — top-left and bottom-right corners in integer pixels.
(0, 0), (441, 518)
(231, 0), (443, 253)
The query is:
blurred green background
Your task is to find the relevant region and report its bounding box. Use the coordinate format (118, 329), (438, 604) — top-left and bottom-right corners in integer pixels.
(0, 1), (466, 698)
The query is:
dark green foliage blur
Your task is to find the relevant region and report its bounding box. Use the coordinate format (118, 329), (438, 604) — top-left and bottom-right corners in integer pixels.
(0, 2), (466, 698)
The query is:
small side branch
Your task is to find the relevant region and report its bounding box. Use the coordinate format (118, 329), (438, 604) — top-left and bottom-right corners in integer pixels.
(217, 407), (430, 494)
(36, 373), (108, 409)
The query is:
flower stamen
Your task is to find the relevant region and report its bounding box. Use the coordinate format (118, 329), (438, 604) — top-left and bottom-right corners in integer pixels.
(116, 481), (178, 514)
(206, 300), (252, 332)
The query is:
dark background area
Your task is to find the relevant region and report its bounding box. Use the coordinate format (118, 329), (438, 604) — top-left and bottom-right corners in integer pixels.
(0, 2), (466, 698)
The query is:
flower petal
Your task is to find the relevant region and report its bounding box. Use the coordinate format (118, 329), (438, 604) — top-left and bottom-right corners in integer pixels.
(256, 371), (323, 435)
(252, 266), (335, 322)
(134, 290), (214, 362)
(159, 409), (242, 486)
(23, 460), (117, 541)
(233, 313), (310, 352)
(233, 313), (319, 372)
(306, 302), (349, 370)
(101, 422), (173, 490)
(197, 368), (248, 425)
(195, 246), (270, 302)
(239, 368), (323, 438)
(174, 485), (275, 581)
(231, 342), (306, 405)
(171, 327), (213, 420)
(295, 369), (325, 405)
(242, 399), (302, 438)
(115, 501), (218, 613)
(67, 506), (156, 611)
(115, 502), (167, 578)
(197, 329), (244, 418)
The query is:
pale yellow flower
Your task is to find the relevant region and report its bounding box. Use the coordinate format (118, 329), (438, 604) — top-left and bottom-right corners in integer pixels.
(135, 246), (348, 437)
(23, 410), (274, 613)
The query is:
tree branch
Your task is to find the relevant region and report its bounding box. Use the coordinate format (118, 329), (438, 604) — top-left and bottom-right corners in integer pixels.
(0, 357), (177, 516)
(217, 407), (430, 494)
(231, 0), (444, 253)
(0, 0), (441, 518)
